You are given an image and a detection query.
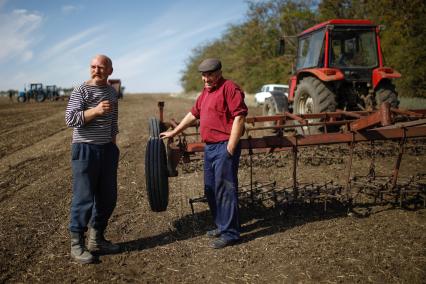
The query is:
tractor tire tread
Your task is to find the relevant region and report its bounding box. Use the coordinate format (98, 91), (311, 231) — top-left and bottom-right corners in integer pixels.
(145, 137), (169, 212)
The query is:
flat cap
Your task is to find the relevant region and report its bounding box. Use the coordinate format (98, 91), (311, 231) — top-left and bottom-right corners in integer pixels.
(198, 58), (222, 72)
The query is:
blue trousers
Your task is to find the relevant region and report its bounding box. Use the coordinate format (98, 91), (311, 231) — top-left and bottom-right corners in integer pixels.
(204, 141), (241, 241)
(69, 142), (119, 233)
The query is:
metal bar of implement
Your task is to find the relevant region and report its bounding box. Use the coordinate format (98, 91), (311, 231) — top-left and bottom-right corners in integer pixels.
(245, 119), (367, 132)
(392, 130), (407, 188)
(345, 134), (355, 199)
(376, 118), (426, 129)
(244, 110), (374, 124)
(335, 110), (362, 118)
(292, 146), (298, 198)
(349, 103), (391, 131)
(184, 126), (426, 153)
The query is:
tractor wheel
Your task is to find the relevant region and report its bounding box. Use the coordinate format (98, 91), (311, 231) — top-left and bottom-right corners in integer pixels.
(263, 91), (288, 127)
(375, 82), (399, 108)
(293, 77), (336, 134)
(145, 137), (169, 212)
(17, 96), (26, 103)
(35, 93), (46, 102)
(149, 117), (162, 138)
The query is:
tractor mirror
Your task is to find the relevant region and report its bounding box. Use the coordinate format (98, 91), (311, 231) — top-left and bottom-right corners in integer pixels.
(276, 38), (285, 56)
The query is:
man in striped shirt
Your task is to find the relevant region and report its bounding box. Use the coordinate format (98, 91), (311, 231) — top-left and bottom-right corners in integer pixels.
(65, 54), (120, 264)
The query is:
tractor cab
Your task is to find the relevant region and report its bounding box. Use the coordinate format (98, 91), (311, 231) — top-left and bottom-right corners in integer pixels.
(29, 83), (46, 102)
(30, 83), (43, 91)
(46, 85), (59, 101)
(297, 22), (379, 72)
(328, 27), (378, 70)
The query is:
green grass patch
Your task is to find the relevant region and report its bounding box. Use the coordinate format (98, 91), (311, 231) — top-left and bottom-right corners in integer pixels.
(399, 97), (426, 109)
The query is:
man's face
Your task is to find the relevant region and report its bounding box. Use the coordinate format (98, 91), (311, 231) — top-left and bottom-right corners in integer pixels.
(90, 56), (112, 85)
(201, 70), (221, 90)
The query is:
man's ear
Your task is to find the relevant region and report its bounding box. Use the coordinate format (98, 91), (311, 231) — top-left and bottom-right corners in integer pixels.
(109, 68), (113, 75)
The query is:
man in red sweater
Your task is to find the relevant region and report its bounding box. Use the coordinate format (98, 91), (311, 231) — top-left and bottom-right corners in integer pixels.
(160, 58), (248, 249)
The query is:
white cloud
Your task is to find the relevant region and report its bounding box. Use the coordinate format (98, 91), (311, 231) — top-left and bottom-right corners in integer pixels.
(114, 49), (161, 79)
(109, 2), (244, 92)
(40, 25), (104, 60)
(0, 8), (43, 63)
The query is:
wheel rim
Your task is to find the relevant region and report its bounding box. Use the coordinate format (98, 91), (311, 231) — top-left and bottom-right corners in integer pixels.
(267, 103), (275, 116)
(297, 93), (313, 114)
(296, 92), (319, 134)
(263, 100), (276, 128)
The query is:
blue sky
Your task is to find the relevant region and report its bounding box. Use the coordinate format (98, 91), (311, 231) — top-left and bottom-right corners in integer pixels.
(0, 0), (248, 92)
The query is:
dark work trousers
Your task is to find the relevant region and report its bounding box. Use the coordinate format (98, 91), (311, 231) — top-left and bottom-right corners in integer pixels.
(204, 141), (241, 241)
(69, 142), (119, 233)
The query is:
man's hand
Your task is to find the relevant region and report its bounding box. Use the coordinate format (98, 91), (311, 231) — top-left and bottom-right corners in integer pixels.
(94, 100), (112, 115)
(159, 112), (197, 140)
(159, 130), (176, 139)
(84, 100), (112, 123)
(227, 115), (245, 156)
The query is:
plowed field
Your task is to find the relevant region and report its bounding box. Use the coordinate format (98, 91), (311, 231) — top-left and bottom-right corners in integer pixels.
(0, 94), (425, 283)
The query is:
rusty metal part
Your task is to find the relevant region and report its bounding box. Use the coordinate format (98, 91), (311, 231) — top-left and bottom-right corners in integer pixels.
(349, 102), (392, 131)
(158, 101), (164, 122)
(162, 102), (426, 175)
(153, 102), (426, 212)
(175, 139), (425, 174)
(349, 174), (426, 207)
(188, 173), (425, 213)
(182, 127), (426, 153)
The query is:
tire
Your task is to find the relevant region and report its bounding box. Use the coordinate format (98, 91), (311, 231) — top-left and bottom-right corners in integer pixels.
(149, 117), (161, 137)
(375, 81), (399, 108)
(149, 117), (178, 177)
(263, 91), (289, 128)
(35, 93), (46, 102)
(145, 137), (169, 212)
(17, 96), (26, 103)
(293, 77), (336, 134)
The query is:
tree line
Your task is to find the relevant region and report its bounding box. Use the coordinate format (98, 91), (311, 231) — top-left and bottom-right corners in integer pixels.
(180, 0), (426, 97)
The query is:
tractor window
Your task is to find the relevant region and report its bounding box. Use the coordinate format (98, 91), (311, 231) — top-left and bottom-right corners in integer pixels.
(330, 29), (378, 68)
(296, 29), (325, 70)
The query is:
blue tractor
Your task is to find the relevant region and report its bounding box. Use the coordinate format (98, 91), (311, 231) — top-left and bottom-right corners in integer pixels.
(46, 85), (60, 101)
(17, 83), (47, 103)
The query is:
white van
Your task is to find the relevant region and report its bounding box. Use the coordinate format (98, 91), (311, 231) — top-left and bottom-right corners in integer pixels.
(254, 84), (289, 105)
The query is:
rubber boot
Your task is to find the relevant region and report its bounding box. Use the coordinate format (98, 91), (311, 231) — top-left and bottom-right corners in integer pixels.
(87, 227), (120, 253)
(70, 232), (94, 264)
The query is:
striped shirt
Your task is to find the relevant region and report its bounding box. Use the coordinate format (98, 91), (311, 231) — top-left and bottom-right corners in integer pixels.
(65, 82), (119, 144)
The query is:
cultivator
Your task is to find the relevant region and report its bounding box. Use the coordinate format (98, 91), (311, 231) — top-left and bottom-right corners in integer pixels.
(145, 101), (426, 212)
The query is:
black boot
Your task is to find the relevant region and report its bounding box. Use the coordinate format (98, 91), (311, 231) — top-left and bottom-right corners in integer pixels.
(87, 227), (120, 253)
(70, 232), (94, 264)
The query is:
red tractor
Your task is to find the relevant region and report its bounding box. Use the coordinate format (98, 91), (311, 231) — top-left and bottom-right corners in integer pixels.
(108, 79), (124, 99)
(279, 19), (400, 133)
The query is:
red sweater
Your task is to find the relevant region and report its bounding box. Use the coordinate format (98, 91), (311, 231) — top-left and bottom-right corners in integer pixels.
(191, 78), (248, 143)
